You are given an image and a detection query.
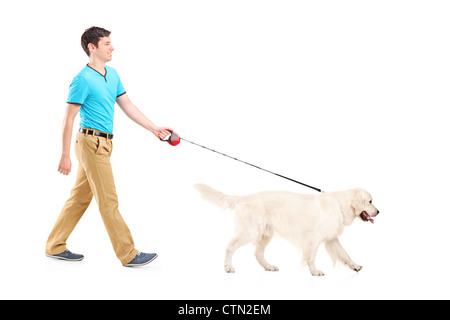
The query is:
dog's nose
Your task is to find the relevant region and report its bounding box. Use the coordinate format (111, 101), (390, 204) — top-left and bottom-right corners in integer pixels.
(376, 210), (380, 215)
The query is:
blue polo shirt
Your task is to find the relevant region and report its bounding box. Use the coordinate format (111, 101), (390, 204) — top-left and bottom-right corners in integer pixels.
(67, 65), (126, 134)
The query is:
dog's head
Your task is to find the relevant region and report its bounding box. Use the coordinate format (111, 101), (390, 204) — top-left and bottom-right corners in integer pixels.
(352, 188), (379, 224)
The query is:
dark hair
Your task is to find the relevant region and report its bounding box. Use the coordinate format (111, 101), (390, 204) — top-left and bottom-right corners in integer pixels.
(81, 26), (111, 57)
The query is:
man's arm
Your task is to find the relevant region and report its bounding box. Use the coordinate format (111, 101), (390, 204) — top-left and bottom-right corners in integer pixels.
(116, 93), (171, 140)
(58, 103), (81, 176)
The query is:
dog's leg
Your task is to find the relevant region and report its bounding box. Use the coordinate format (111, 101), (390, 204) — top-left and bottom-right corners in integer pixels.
(224, 235), (250, 273)
(254, 231), (278, 272)
(303, 240), (324, 276)
(325, 238), (362, 272)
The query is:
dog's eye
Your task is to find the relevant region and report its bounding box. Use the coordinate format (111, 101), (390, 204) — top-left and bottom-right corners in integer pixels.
(369, 200), (372, 204)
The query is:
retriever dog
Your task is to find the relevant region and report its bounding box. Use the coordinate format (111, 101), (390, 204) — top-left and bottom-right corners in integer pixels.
(195, 184), (379, 276)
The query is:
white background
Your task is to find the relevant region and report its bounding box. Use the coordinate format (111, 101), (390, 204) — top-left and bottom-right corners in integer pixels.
(1, 0), (449, 300)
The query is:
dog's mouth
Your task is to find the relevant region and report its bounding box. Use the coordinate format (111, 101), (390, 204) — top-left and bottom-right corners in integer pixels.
(360, 211), (374, 224)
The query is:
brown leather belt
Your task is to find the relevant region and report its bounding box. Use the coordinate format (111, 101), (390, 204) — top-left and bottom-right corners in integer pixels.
(79, 128), (113, 140)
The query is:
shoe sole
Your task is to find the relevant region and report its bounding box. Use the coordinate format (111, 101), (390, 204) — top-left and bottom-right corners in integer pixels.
(45, 254), (84, 261)
(124, 254), (158, 267)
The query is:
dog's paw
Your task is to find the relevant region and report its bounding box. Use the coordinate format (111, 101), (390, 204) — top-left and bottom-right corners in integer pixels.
(353, 265), (363, 272)
(264, 265), (279, 272)
(311, 270), (325, 276)
(224, 266), (235, 273)
(344, 261), (363, 273)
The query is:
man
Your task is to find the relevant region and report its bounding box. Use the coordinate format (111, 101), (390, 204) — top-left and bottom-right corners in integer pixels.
(45, 26), (171, 267)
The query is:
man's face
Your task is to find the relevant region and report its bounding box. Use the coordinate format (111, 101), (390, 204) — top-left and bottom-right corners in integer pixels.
(90, 36), (114, 62)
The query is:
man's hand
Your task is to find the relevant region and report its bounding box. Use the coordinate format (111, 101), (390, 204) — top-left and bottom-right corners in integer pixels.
(154, 127), (172, 140)
(58, 154), (72, 176)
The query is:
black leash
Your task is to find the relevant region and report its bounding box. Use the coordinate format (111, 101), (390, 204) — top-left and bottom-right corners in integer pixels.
(178, 135), (324, 193)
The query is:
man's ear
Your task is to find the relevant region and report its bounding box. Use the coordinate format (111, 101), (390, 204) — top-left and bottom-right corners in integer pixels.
(88, 43), (96, 55)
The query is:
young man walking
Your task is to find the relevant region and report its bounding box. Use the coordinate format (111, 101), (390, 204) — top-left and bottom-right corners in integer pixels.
(45, 26), (171, 267)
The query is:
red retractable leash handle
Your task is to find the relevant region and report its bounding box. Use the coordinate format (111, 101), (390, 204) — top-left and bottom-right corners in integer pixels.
(160, 129), (181, 146)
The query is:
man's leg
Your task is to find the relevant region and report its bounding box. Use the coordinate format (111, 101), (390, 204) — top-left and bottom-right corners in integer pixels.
(77, 133), (138, 265)
(46, 163), (93, 255)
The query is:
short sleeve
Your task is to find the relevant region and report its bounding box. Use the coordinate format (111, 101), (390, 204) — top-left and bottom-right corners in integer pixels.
(67, 76), (89, 105)
(116, 76), (126, 98)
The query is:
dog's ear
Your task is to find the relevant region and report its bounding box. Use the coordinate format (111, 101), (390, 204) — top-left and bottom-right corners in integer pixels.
(351, 188), (365, 215)
(336, 189), (360, 225)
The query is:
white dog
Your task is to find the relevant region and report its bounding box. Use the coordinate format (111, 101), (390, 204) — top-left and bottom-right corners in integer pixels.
(195, 184), (379, 276)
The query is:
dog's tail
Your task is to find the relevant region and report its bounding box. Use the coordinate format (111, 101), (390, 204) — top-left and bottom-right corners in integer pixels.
(194, 184), (238, 210)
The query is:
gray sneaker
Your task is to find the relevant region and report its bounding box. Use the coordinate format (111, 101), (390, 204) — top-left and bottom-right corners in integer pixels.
(124, 252), (158, 267)
(46, 249), (84, 261)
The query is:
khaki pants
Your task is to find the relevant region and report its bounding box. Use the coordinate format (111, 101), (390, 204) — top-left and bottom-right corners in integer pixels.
(46, 130), (138, 265)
